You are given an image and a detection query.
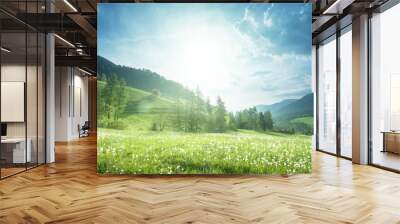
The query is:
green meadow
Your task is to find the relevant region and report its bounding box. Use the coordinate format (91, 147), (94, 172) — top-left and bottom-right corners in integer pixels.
(97, 129), (311, 174)
(97, 72), (312, 175)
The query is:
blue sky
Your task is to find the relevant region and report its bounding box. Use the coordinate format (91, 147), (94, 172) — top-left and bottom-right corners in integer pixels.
(98, 3), (312, 111)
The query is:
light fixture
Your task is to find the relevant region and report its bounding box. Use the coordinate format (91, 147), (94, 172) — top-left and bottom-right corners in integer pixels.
(322, 0), (354, 15)
(78, 67), (93, 76)
(1, 47), (11, 53)
(76, 48), (85, 56)
(63, 0), (78, 12)
(54, 34), (75, 48)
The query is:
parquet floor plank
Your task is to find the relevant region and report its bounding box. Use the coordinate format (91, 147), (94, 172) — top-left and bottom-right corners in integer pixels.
(0, 135), (400, 223)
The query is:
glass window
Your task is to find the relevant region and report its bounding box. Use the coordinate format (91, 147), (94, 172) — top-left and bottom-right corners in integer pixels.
(38, 32), (46, 165)
(340, 28), (352, 158)
(1, 31), (28, 177)
(318, 36), (337, 154)
(27, 31), (38, 169)
(0, 1), (46, 179)
(371, 3), (400, 171)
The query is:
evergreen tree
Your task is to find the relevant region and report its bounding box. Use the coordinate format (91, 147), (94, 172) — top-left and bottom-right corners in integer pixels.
(205, 97), (215, 132)
(194, 87), (205, 132)
(114, 77), (128, 120)
(228, 112), (236, 130)
(98, 74), (127, 129)
(215, 96), (227, 132)
(104, 74), (117, 120)
(259, 112), (266, 131)
(235, 112), (243, 129)
(248, 107), (258, 130)
(264, 111), (273, 130)
(97, 75), (107, 123)
(185, 94), (195, 132)
(205, 97), (212, 114)
(173, 99), (184, 131)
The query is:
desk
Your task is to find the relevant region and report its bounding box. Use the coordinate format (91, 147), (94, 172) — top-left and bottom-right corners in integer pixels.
(382, 131), (400, 154)
(1, 138), (31, 164)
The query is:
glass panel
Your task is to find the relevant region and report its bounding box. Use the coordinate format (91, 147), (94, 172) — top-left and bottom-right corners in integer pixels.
(340, 29), (352, 158)
(1, 31), (27, 177)
(27, 31), (38, 169)
(38, 33), (45, 165)
(318, 36), (337, 154)
(0, 1), (46, 178)
(371, 4), (400, 171)
(26, 0), (39, 169)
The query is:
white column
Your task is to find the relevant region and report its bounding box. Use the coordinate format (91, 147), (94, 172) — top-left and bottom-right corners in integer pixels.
(312, 45), (317, 150)
(46, 32), (55, 163)
(55, 67), (74, 141)
(352, 14), (369, 164)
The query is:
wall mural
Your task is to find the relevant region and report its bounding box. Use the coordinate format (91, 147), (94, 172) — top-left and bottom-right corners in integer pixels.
(97, 3), (313, 174)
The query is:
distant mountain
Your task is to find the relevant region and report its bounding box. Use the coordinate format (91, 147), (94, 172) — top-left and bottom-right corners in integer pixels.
(257, 93), (313, 121)
(275, 93), (313, 120)
(256, 99), (296, 114)
(98, 56), (194, 100)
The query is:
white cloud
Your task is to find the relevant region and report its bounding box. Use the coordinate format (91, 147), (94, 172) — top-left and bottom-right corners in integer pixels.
(264, 17), (273, 28)
(242, 8), (258, 30)
(263, 10), (273, 28)
(263, 5), (274, 28)
(235, 9), (275, 59)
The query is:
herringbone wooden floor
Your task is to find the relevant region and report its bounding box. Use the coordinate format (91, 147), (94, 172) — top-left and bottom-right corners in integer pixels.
(1, 135), (400, 224)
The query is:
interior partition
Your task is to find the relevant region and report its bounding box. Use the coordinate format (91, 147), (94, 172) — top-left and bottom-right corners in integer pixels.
(0, 31), (27, 177)
(0, 4), (46, 179)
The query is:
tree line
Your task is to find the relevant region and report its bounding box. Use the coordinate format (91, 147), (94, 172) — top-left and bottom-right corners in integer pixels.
(166, 88), (274, 133)
(98, 74), (128, 129)
(98, 74), (276, 133)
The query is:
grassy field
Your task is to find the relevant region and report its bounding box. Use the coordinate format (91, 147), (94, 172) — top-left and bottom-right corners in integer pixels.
(97, 129), (311, 175)
(290, 116), (313, 126)
(98, 84), (312, 175)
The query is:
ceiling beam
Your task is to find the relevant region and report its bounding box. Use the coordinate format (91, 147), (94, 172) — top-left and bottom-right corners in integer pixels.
(323, 0), (356, 14)
(67, 13), (97, 44)
(12, 13), (82, 32)
(55, 55), (96, 72)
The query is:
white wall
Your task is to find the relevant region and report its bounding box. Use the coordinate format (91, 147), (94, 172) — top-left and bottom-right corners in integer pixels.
(1, 63), (46, 164)
(1, 65), (41, 137)
(72, 72), (89, 138)
(1, 65), (26, 139)
(55, 67), (70, 141)
(55, 67), (89, 141)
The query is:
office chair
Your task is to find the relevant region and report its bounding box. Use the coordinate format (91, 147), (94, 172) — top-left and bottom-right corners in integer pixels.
(79, 121), (90, 138)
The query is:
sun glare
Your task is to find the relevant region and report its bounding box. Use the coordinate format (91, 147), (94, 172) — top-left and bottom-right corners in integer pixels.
(176, 27), (235, 97)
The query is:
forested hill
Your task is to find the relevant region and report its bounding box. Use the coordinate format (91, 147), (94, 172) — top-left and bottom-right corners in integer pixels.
(274, 93), (313, 120)
(256, 99), (296, 114)
(98, 56), (195, 100)
(257, 93), (313, 120)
